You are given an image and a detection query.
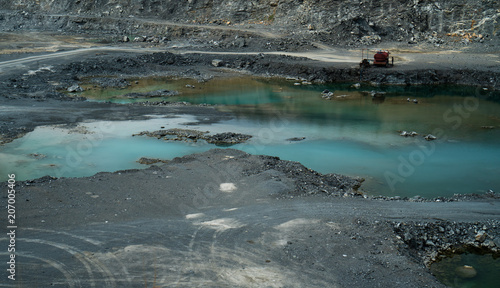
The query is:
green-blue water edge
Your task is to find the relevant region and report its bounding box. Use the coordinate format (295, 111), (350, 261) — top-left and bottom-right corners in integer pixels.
(2, 77), (499, 199)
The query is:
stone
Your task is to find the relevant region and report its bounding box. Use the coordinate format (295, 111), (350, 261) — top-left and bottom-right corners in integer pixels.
(137, 157), (168, 165)
(424, 134), (437, 141)
(29, 153), (47, 159)
(475, 230), (487, 242)
(123, 36), (129, 42)
(352, 83), (361, 89)
(67, 85), (83, 92)
(287, 137), (306, 142)
(485, 240), (496, 248)
(204, 132), (252, 146)
(493, 237), (500, 247)
(360, 35), (382, 45)
(212, 59), (224, 67)
(322, 91), (334, 100)
(234, 38), (246, 48)
(400, 131), (418, 137)
(455, 265), (477, 279)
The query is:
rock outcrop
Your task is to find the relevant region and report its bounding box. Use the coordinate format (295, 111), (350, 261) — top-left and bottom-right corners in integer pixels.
(0, 0), (497, 46)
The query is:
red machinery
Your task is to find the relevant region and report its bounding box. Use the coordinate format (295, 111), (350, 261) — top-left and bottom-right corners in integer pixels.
(360, 49), (394, 68)
(374, 51), (389, 66)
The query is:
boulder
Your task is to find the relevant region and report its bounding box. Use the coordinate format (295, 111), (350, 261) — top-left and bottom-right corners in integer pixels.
(321, 90), (334, 100)
(475, 230), (487, 242)
(212, 59), (224, 67)
(286, 137), (306, 142)
(360, 35), (382, 45)
(204, 132), (252, 146)
(455, 265), (477, 279)
(67, 85), (83, 92)
(400, 131), (418, 137)
(234, 38), (246, 48)
(322, 92), (334, 100)
(424, 134), (437, 141)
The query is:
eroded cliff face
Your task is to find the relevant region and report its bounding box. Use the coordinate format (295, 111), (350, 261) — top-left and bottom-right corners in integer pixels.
(0, 0), (498, 45)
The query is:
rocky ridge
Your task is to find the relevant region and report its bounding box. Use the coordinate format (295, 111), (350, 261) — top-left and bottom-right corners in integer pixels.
(0, 0), (498, 47)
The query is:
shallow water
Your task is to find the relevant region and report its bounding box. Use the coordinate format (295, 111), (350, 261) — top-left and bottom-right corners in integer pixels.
(430, 253), (500, 288)
(2, 77), (500, 198)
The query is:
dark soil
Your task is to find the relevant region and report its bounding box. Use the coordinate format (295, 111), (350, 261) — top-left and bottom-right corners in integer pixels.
(10, 149), (500, 287)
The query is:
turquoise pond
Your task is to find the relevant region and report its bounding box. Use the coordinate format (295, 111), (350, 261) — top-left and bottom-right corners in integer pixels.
(1, 77), (500, 198)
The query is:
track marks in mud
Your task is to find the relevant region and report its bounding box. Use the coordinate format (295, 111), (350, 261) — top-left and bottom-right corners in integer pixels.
(1, 228), (124, 287)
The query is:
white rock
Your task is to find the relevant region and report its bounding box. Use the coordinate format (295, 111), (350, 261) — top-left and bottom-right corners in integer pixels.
(67, 85), (83, 92)
(212, 59), (224, 67)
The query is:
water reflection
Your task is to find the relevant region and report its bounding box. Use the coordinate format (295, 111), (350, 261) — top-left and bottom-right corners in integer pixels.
(431, 253), (500, 288)
(4, 77), (500, 198)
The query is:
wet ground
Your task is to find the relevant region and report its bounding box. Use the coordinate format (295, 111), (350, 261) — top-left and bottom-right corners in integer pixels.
(5, 149), (500, 287)
(2, 78), (500, 198)
(1, 30), (500, 287)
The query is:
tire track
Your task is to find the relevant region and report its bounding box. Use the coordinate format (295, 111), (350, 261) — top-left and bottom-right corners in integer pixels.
(20, 238), (117, 287)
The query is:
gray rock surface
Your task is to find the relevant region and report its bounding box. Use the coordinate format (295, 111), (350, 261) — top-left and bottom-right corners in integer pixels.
(0, 0), (497, 47)
(67, 84), (83, 92)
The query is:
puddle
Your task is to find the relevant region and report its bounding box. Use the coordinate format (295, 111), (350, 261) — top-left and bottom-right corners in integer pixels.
(3, 78), (500, 198)
(76, 76), (282, 104)
(430, 253), (500, 288)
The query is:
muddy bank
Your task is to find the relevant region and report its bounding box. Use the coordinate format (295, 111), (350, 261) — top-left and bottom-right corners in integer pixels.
(3, 51), (499, 99)
(7, 148), (499, 287)
(1, 48), (499, 144)
(0, 97), (232, 144)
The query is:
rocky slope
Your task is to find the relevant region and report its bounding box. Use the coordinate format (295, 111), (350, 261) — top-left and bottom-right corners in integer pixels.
(1, 0), (498, 46)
